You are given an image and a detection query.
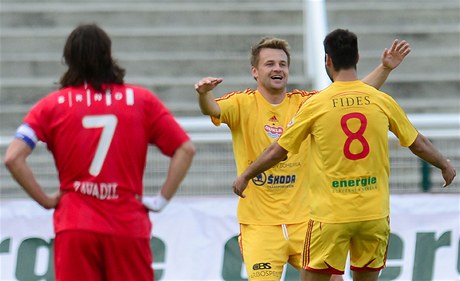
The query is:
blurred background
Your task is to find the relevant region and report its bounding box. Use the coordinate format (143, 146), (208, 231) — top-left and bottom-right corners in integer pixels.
(1, 0), (459, 197)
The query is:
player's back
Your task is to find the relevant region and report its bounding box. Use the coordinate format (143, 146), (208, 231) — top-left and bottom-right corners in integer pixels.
(22, 83), (180, 237)
(279, 80), (418, 223)
(24, 83), (164, 194)
(311, 81), (392, 178)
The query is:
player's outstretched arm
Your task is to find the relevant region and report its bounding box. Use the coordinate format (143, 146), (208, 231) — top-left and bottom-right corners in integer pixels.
(4, 139), (61, 209)
(195, 77), (223, 117)
(362, 39), (411, 89)
(409, 133), (456, 187)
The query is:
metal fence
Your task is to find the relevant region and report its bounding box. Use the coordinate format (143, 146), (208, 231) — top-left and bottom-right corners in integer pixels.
(1, 114), (459, 198)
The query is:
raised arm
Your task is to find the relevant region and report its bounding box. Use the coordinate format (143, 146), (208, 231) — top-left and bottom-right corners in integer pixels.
(362, 39), (411, 89)
(194, 77), (224, 117)
(409, 133), (456, 187)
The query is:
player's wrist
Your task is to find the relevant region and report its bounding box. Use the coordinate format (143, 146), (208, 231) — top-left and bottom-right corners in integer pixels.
(142, 193), (170, 212)
(155, 193), (169, 208)
(196, 89), (210, 96)
(380, 63), (394, 71)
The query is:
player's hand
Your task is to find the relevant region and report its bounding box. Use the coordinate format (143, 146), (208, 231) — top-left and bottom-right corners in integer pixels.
(381, 39), (411, 70)
(232, 176), (249, 198)
(442, 159), (456, 188)
(142, 194), (169, 212)
(195, 77), (223, 95)
(41, 190), (62, 209)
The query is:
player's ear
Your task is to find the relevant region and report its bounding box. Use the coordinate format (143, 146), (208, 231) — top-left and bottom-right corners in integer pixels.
(251, 66), (258, 81)
(325, 54), (333, 68)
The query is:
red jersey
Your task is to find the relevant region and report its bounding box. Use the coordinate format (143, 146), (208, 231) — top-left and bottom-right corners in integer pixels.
(24, 83), (190, 238)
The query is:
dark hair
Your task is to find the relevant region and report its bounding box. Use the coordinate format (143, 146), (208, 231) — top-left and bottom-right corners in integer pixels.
(250, 37), (291, 67)
(59, 24), (125, 90)
(323, 29), (358, 71)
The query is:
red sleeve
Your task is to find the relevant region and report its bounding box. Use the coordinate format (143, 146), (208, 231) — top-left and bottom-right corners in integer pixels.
(145, 92), (190, 157)
(23, 93), (55, 144)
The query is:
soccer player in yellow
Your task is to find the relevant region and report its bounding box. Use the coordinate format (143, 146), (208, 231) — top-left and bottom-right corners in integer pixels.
(232, 29), (456, 281)
(196, 36), (411, 281)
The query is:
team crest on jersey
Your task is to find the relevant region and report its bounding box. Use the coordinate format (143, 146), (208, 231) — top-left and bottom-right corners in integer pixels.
(264, 124), (283, 138)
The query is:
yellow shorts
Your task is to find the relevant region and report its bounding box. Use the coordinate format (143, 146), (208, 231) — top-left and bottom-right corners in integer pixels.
(302, 217), (390, 274)
(239, 222), (308, 280)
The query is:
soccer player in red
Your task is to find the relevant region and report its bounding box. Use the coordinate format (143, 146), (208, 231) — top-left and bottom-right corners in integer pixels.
(3, 24), (195, 281)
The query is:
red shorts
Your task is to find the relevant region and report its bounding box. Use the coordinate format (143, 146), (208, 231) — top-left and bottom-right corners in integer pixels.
(54, 230), (153, 281)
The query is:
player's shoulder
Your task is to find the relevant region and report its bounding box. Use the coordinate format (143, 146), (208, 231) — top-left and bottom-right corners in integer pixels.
(287, 89), (318, 98)
(216, 88), (256, 101)
(40, 88), (70, 104)
(117, 83), (160, 104)
(121, 83), (153, 95)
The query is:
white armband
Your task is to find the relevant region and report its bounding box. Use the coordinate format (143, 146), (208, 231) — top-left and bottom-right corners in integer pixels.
(15, 124), (38, 149)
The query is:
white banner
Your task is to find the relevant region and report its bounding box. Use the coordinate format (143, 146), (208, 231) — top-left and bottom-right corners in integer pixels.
(1, 194), (459, 281)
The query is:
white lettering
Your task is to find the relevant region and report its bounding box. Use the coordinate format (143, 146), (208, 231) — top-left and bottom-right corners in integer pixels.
(72, 181), (118, 200)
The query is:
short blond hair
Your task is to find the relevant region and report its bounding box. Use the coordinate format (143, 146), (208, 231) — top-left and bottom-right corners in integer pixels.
(250, 37), (291, 67)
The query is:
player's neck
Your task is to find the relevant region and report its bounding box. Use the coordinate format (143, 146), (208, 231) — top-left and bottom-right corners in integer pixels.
(258, 87), (286, 105)
(333, 69), (358, 82)
(258, 89), (286, 104)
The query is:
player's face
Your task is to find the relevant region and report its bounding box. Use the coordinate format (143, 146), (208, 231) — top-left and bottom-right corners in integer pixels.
(252, 48), (289, 93)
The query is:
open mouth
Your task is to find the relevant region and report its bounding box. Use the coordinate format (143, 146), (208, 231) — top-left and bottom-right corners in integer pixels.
(271, 75), (283, 80)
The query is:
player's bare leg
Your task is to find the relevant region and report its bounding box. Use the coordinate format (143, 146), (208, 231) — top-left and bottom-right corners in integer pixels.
(352, 271), (379, 281)
(330, 274), (344, 281)
(300, 268), (332, 281)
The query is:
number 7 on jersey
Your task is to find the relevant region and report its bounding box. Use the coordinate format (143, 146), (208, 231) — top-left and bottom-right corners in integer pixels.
(82, 115), (118, 176)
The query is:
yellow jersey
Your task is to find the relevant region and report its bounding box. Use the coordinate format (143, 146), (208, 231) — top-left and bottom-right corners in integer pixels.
(278, 81), (419, 223)
(213, 89), (317, 224)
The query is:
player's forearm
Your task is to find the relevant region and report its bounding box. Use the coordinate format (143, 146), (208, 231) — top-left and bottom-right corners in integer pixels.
(409, 134), (456, 187)
(160, 140), (196, 200)
(5, 156), (50, 208)
(4, 139), (58, 209)
(197, 91), (221, 117)
(4, 140), (44, 205)
(241, 142), (288, 181)
(362, 63), (391, 90)
(409, 134), (450, 170)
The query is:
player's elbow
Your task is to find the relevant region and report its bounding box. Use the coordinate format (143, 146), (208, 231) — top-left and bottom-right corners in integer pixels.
(4, 153), (20, 173)
(408, 134), (429, 155)
(3, 155), (13, 171)
(181, 140), (196, 159)
(200, 108), (220, 119)
(199, 107), (209, 115)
